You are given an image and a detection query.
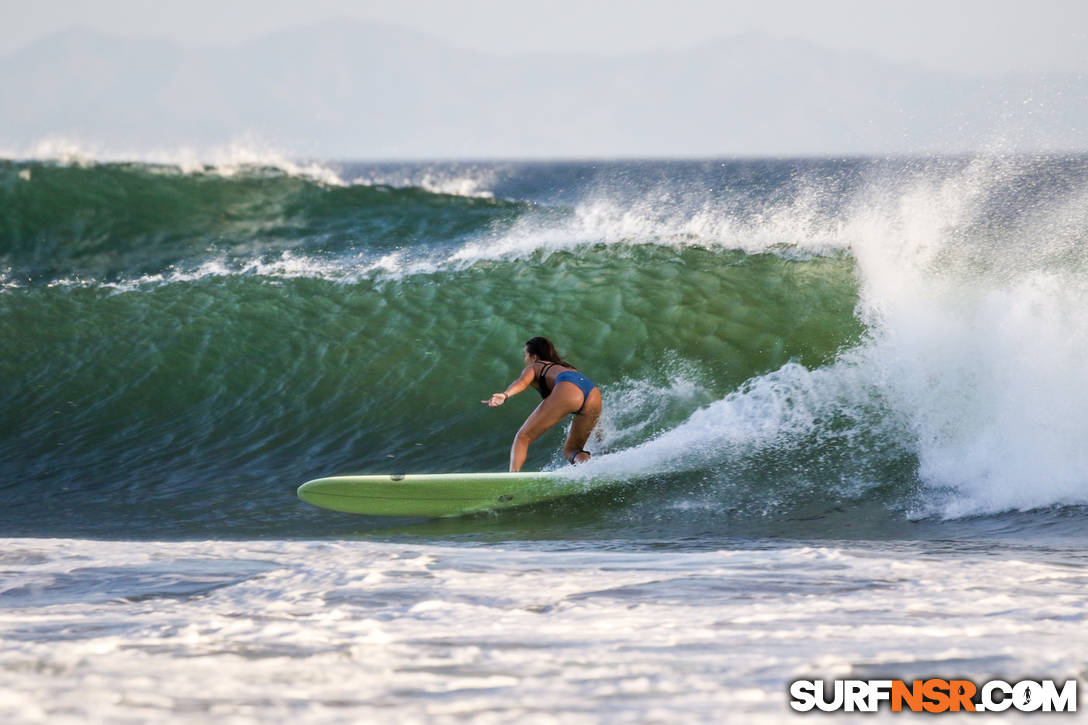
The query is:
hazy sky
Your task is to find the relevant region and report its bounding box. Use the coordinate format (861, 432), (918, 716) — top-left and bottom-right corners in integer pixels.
(3, 0), (1086, 74)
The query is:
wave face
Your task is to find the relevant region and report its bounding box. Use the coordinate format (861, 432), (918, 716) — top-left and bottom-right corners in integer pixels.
(3, 153), (1088, 538)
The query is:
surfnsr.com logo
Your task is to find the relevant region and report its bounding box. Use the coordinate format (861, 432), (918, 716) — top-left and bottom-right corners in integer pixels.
(789, 679), (1078, 713)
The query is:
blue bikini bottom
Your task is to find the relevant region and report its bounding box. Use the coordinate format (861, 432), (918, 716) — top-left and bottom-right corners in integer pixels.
(554, 370), (597, 412)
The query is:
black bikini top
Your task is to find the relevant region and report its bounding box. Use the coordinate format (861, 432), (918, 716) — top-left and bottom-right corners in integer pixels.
(536, 362), (558, 399)
(537, 361), (557, 400)
(535, 361), (578, 399)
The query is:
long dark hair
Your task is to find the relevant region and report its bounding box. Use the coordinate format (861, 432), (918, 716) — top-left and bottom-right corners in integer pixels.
(525, 336), (575, 369)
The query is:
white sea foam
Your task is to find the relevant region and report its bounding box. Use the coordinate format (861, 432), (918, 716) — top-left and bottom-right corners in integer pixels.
(577, 359), (879, 482)
(0, 266), (20, 292)
(5, 139), (513, 199)
(583, 156), (1088, 517)
(8, 137), (351, 186)
(449, 193), (847, 268)
(843, 157), (1088, 517)
(592, 368), (707, 456)
(0, 538), (1083, 723)
(44, 185), (848, 289)
(86, 250), (463, 292)
(352, 165), (499, 199)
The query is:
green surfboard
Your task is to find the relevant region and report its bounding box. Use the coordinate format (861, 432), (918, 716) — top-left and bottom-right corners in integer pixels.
(297, 471), (589, 518)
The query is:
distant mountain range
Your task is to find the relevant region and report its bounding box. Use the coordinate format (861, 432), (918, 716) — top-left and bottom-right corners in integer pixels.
(3, 19), (1086, 159)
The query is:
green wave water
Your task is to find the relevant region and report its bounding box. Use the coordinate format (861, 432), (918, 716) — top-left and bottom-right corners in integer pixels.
(0, 160), (520, 282)
(1, 245), (861, 533)
(3, 155), (1088, 539)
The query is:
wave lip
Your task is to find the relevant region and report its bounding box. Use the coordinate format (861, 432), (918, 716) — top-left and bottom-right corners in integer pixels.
(0, 155), (524, 285)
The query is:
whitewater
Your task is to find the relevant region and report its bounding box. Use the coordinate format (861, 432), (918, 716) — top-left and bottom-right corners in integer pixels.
(2, 149), (1087, 722)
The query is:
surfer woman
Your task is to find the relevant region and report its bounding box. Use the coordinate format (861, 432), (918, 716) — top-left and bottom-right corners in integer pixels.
(483, 336), (602, 472)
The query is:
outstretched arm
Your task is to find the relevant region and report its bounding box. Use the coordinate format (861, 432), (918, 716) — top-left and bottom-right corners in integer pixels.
(482, 365), (536, 407)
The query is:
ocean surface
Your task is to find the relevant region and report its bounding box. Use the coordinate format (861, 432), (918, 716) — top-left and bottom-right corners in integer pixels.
(2, 151), (1088, 722)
